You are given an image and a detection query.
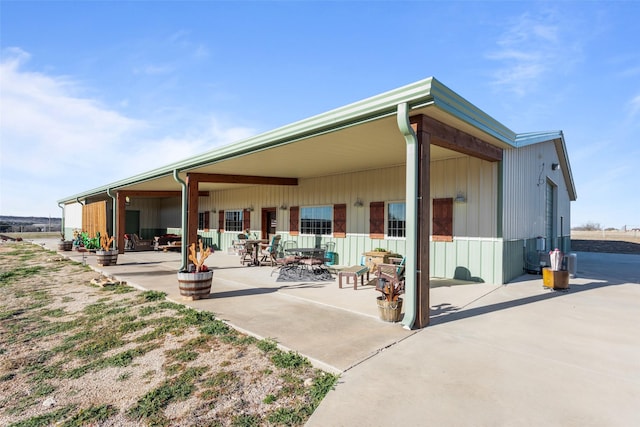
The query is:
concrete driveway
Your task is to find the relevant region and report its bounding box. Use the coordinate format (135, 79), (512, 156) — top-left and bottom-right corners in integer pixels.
(40, 240), (640, 426)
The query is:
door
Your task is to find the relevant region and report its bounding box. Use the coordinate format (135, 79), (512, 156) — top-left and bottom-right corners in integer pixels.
(125, 210), (140, 235)
(261, 208), (277, 240)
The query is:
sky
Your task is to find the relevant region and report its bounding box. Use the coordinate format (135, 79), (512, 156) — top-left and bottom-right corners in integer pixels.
(1, 0), (638, 229)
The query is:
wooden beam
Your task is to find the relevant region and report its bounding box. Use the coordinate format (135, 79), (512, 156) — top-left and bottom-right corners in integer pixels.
(186, 174), (200, 254)
(116, 193), (126, 254)
(412, 116), (503, 162)
(116, 190), (207, 198)
(187, 173), (298, 186)
(412, 119), (431, 328)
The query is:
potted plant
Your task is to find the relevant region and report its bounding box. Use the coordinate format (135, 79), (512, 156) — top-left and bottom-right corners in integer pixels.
(95, 234), (118, 266)
(57, 233), (73, 251)
(177, 240), (214, 300)
(375, 262), (404, 322)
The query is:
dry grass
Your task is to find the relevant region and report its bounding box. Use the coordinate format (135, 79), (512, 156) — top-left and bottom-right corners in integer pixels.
(571, 230), (640, 254)
(0, 242), (338, 426)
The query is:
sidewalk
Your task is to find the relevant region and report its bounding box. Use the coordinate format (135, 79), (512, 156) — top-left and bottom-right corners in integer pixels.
(39, 239), (640, 426)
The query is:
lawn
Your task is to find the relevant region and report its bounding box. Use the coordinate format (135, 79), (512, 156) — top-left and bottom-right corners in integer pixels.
(0, 242), (337, 426)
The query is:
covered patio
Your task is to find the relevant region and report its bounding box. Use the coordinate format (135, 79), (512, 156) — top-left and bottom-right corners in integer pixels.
(46, 240), (491, 373)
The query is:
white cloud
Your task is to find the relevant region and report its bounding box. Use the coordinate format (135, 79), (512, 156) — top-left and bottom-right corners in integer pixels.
(0, 48), (254, 216)
(486, 10), (583, 96)
(629, 93), (640, 118)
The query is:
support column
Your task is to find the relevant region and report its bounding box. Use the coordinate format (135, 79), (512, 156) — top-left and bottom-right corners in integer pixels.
(186, 174), (200, 254)
(116, 192), (126, 254)
(414, 116), (431, 328)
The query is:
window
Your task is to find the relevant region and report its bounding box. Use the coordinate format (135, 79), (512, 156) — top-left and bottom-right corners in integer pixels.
(224, 210), (243, 232)
(432, 198), (453, 242)
(387, 202), (406, 238)
(300, 206), (332, 235)
(198, 212), (210, 230)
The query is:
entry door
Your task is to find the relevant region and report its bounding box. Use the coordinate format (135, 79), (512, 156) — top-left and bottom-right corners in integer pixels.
(545, 181), (556, 250)
(125, 210), (140, 235)
(261, 208), (277, 240)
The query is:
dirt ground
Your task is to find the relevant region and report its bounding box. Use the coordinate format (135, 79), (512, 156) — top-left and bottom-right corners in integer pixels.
(0, 242), (336, 426)
(571, 229), (640, 254)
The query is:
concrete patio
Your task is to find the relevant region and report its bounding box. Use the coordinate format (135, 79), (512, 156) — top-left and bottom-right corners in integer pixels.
(38, 239), (640, 426)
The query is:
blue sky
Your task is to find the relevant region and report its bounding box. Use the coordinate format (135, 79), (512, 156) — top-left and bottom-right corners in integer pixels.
(1, 0), (638, 229)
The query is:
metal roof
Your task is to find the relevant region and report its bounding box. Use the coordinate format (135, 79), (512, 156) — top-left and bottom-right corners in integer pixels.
(58, 76), (575, 203)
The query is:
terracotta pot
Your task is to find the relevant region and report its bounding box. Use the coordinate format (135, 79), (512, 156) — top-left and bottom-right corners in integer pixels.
(177, 270), (214, 300)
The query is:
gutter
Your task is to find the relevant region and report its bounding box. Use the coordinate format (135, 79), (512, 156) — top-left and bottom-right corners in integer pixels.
(172, 169), (188, 271)
(57, 202), (65, 240)
(397, 102), (418, 330)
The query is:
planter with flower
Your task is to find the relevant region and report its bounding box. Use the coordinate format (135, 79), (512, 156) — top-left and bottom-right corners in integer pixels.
(177, 240), (214, 300)
(95, 234), (118, 266)
(374, 259), (405, 322)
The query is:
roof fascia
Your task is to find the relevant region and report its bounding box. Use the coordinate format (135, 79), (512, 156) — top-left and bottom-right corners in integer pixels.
(515, 131), (577, 201)
(427, 77), (517, 145)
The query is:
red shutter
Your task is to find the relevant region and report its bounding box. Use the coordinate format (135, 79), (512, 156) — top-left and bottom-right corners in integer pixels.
(432, 198), (453, 242)
(218, 210), (225, 232)
(289, 206), (299, 236)
(370, 201), (385, 239)
(333, 204), (346, 238)
(243, 209), (251, 232)
(203, 211), (210, 231)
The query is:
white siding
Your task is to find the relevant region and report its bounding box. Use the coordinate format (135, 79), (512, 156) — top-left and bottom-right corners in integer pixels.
(64, 202), (83, 230)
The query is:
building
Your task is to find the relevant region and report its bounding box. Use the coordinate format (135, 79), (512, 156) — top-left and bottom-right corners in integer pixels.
(58, 76), (577, 328)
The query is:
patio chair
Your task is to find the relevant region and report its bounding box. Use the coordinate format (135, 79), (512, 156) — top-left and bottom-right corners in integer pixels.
(375, 257), (406, 295)
(233, 233), (248, 255)
(129, 234), (154, 251)
(239, 240), (256, 266)
(259, 234), (282, 266)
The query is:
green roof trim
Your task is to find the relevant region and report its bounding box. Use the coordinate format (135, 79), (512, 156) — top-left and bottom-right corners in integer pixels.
(57, 76), (563, 204)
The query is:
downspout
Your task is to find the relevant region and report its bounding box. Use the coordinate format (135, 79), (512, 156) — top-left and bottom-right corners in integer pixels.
(173, 169), (188, 271)
(57, 202), (66, 240)
(397, 102), (418, 329)
(106, 188), (117, 248)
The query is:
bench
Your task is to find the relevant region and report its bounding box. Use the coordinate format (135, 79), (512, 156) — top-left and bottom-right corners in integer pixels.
(338, 265), (370, 289)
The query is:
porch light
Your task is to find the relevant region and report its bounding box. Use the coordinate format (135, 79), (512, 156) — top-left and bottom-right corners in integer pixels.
(279, 204), (288, 210)
(354, 198), (364, 207)
(454, 192), (466, 203)
(551, 163), (560, 171)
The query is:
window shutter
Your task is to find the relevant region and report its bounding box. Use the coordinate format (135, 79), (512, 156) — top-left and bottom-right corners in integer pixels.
(370, 201), (385, 239)
(333, 204), (346, 238)
(243, 209), (251, 232)
(218, 210), (225, 232)
(203, 211), (210, 231)
(432, 198), (453, 242)
(289, 206), (299, 236)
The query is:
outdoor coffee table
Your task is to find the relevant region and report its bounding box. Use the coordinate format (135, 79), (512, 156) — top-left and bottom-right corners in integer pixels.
(338, 265), (370, 289)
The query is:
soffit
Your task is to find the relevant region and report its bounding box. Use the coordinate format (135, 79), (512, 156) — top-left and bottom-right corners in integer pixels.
(122, 108), (483, 193)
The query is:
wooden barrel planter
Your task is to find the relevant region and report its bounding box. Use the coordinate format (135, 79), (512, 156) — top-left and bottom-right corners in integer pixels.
(95, 250), (118, 266)
(177, 270), (214, 300)
(57, 241), (73, 251)
(376, 297), (403, 322)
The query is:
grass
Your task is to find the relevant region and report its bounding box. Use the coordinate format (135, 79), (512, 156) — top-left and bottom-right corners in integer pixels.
(0, 242), (339, 426)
